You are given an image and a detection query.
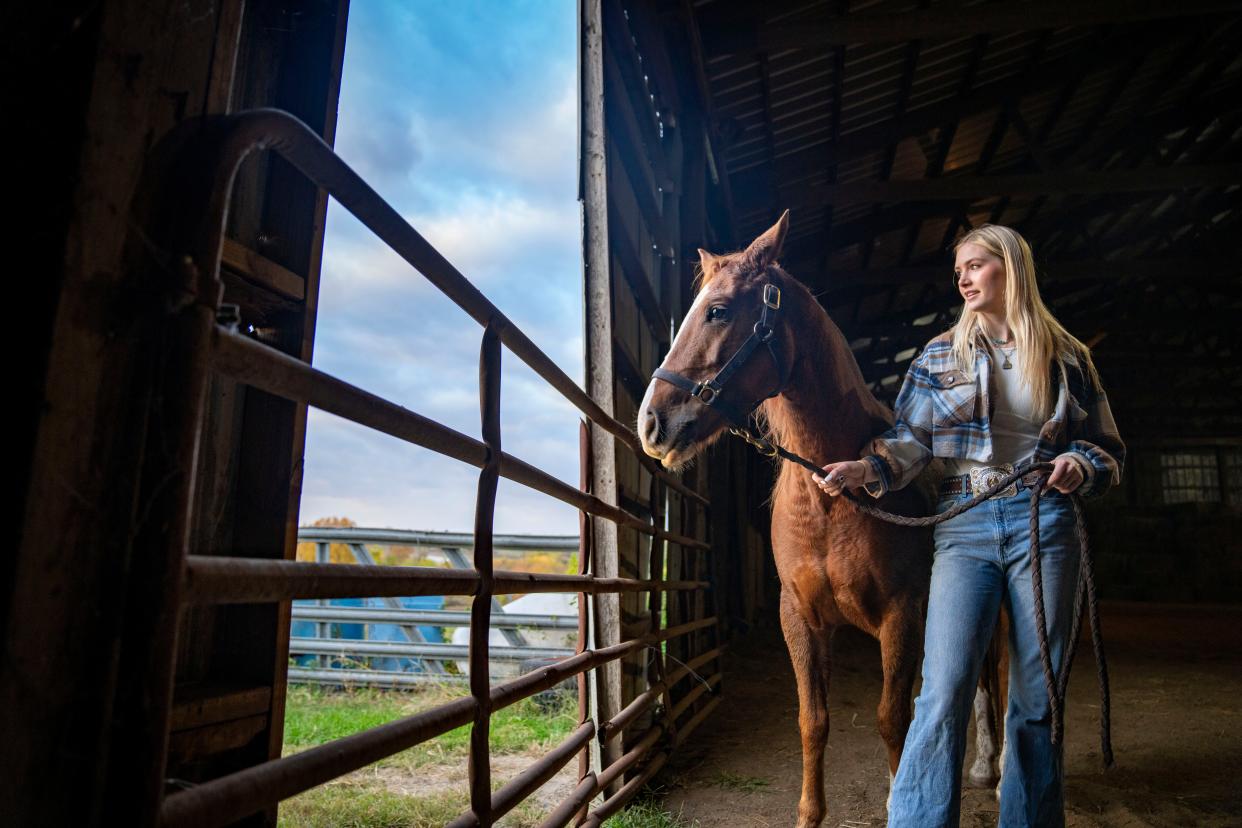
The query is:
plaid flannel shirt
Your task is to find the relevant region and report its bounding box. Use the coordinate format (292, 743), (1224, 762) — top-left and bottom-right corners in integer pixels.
(862, 332), (1125, 499)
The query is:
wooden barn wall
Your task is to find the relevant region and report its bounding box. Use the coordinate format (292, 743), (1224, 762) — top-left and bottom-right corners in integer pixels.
(4, 2), (348, 826)
(174, 1), (349, 816)
(583, 0), (778, 768)
(1085, 440), (1242, 604)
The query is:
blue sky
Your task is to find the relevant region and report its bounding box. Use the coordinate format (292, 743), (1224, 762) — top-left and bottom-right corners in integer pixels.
(300, 2), (584, 535)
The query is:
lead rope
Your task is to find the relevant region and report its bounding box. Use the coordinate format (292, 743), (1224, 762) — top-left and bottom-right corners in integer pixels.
(730, 423), (1114, 769)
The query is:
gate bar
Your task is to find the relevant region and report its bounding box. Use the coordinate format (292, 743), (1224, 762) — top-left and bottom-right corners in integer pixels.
(467, 322), (502, 824)
(537, 668), (723, 828)
(597, 645), (724, 742)
(182, 557), (707, 604)
(183, 109), (703, 507)
(538, 771), (599, 828)
(670, 673), (722, 722)
(212, 328), (708, 550)
(446, 720), (597, 828)
(580, 753), (670, 828)
(161, 619), (712, 828)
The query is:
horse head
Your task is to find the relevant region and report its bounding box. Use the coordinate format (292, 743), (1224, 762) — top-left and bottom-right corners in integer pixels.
(638, 211), (796, 469)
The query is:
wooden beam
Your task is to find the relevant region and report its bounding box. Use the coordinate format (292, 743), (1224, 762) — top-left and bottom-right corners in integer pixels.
(818, 258), (1235, 292)
(785, 163), (1242, 208)
(701, 0), (1239, 52)
(727, 24), (1168, 202)
(221, 237), (306, 300)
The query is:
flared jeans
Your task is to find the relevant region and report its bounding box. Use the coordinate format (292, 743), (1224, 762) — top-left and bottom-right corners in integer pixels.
(887, 487), (1080, 828)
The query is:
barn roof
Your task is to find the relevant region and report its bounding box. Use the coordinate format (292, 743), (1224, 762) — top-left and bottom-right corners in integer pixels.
(676, 0), (1242, 438)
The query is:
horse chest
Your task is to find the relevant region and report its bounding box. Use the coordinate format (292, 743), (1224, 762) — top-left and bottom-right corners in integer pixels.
(772, 504), (887, 629)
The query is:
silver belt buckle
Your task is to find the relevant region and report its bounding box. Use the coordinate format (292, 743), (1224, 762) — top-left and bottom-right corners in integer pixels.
(970, 463), (1018, 498)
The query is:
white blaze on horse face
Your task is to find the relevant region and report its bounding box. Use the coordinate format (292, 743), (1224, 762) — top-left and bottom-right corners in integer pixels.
(637, 286), (712, 456)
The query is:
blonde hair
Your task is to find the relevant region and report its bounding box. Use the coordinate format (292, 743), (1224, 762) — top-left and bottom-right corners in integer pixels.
(950, 224), (1101, 417)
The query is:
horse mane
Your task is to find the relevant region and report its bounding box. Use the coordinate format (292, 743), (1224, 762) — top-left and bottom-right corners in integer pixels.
(759, 265), (894, 452)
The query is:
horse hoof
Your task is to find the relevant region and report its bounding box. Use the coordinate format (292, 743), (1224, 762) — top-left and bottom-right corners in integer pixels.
(966, 770), (999, 789)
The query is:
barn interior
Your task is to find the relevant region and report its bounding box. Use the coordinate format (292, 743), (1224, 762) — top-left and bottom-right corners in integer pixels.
(613, 2), (1242, 824)
(648, 0), (1242, 626)
(7, 1), (1242, 827)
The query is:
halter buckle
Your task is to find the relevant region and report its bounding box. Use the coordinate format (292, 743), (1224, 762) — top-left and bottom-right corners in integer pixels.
(762, 284), (781, 310)
(694, 380), (722, 404)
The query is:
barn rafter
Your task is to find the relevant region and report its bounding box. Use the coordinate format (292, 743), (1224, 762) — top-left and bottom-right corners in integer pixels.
(672, 0), (1242, 434)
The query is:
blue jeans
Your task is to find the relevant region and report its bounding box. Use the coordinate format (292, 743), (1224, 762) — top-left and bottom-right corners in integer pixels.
(887, 488), (1080, 828)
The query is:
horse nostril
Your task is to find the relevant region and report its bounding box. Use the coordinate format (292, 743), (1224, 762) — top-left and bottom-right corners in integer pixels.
(642, 408), (662, 445)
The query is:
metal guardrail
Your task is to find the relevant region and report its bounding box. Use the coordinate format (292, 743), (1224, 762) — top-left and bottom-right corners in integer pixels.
(297, 527), (581, 550)
(288, 528), (583, 684)
(290, 638), (573, 662)
(290, 605), (578, 629)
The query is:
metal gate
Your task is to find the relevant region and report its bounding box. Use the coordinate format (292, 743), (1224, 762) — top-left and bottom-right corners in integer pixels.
(138, 106), (719, 828)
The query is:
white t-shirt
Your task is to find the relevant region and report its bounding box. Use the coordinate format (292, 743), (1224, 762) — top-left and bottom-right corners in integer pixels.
(944, 339), (1044, 476)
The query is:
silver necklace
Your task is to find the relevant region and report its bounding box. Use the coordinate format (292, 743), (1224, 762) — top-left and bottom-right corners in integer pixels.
(989, 336), (1016, 370)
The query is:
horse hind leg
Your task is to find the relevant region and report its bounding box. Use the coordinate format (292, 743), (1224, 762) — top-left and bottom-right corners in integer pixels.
(968, 614), (1008, 789)
(877, 607), (921, 812)
(780, 593), (832, 828)
(968, 684), (1000, 788)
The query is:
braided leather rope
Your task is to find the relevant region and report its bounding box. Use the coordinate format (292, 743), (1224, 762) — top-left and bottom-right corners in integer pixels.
(730, 425), (1114, 768)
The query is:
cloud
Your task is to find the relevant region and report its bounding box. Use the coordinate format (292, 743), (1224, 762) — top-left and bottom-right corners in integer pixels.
(334, 107), (422, 185)
(301, 2), (586, 536)
(410, 191), (579, 289)
(408, 75), (578, 196)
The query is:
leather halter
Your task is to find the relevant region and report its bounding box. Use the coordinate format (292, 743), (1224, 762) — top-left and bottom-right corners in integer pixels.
(653, 283), (789, 429)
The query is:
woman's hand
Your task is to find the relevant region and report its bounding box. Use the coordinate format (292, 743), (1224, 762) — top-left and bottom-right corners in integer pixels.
(812, 461), (868, 497)
(1044, 454), (1085, 495)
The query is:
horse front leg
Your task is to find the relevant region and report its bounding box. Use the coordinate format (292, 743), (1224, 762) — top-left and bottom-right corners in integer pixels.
(780, 591), (832, 828)
(877, 606), (921, 811)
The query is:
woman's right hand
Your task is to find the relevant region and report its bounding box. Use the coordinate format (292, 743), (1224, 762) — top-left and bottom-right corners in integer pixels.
(812, 460), (868, 497)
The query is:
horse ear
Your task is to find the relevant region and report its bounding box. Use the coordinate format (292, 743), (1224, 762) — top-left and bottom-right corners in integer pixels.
(745, 209), (790, 270)
(698, 248), (724, 281)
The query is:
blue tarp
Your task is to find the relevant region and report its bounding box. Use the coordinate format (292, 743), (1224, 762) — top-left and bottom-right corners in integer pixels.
(291, 595), (445, 672)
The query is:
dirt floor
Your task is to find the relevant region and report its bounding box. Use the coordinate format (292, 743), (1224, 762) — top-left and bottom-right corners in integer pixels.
(659, 602), (1242, 827)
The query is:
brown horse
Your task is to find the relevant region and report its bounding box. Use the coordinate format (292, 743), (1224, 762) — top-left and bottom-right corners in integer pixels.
(637, 213), (1002, 826)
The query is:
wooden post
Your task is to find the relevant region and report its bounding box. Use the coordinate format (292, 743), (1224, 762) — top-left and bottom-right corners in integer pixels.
(580, 0), (623, 783)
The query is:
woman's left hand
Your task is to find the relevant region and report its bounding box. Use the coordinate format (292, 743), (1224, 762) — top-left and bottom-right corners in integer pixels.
(1044, 455), (1085, 495)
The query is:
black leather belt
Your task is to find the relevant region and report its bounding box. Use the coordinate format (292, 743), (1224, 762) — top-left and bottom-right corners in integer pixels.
(938, 464), (1046, 498)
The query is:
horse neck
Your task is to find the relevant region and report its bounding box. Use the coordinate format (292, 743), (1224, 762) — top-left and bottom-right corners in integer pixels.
(762, 299), (891, 467)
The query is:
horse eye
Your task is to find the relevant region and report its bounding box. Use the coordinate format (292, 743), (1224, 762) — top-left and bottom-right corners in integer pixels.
(706, 306), (730, 322)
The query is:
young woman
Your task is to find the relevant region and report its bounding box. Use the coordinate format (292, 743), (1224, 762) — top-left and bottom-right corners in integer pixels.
(813, 224), (1125, 827)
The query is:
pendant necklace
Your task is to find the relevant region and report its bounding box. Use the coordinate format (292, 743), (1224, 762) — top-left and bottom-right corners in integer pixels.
(990, 336), (1015, 370)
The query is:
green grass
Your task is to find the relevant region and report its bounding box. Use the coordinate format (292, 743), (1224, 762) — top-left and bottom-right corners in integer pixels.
(278, 684), (576, 827)
(706, 770), (770, 793)
(278, 784), (545, 828)
(604, 797), (698, 828)
(279, 686), (701, 828)
(278, 786), (465, 828)
(283, 684), (578, 770)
